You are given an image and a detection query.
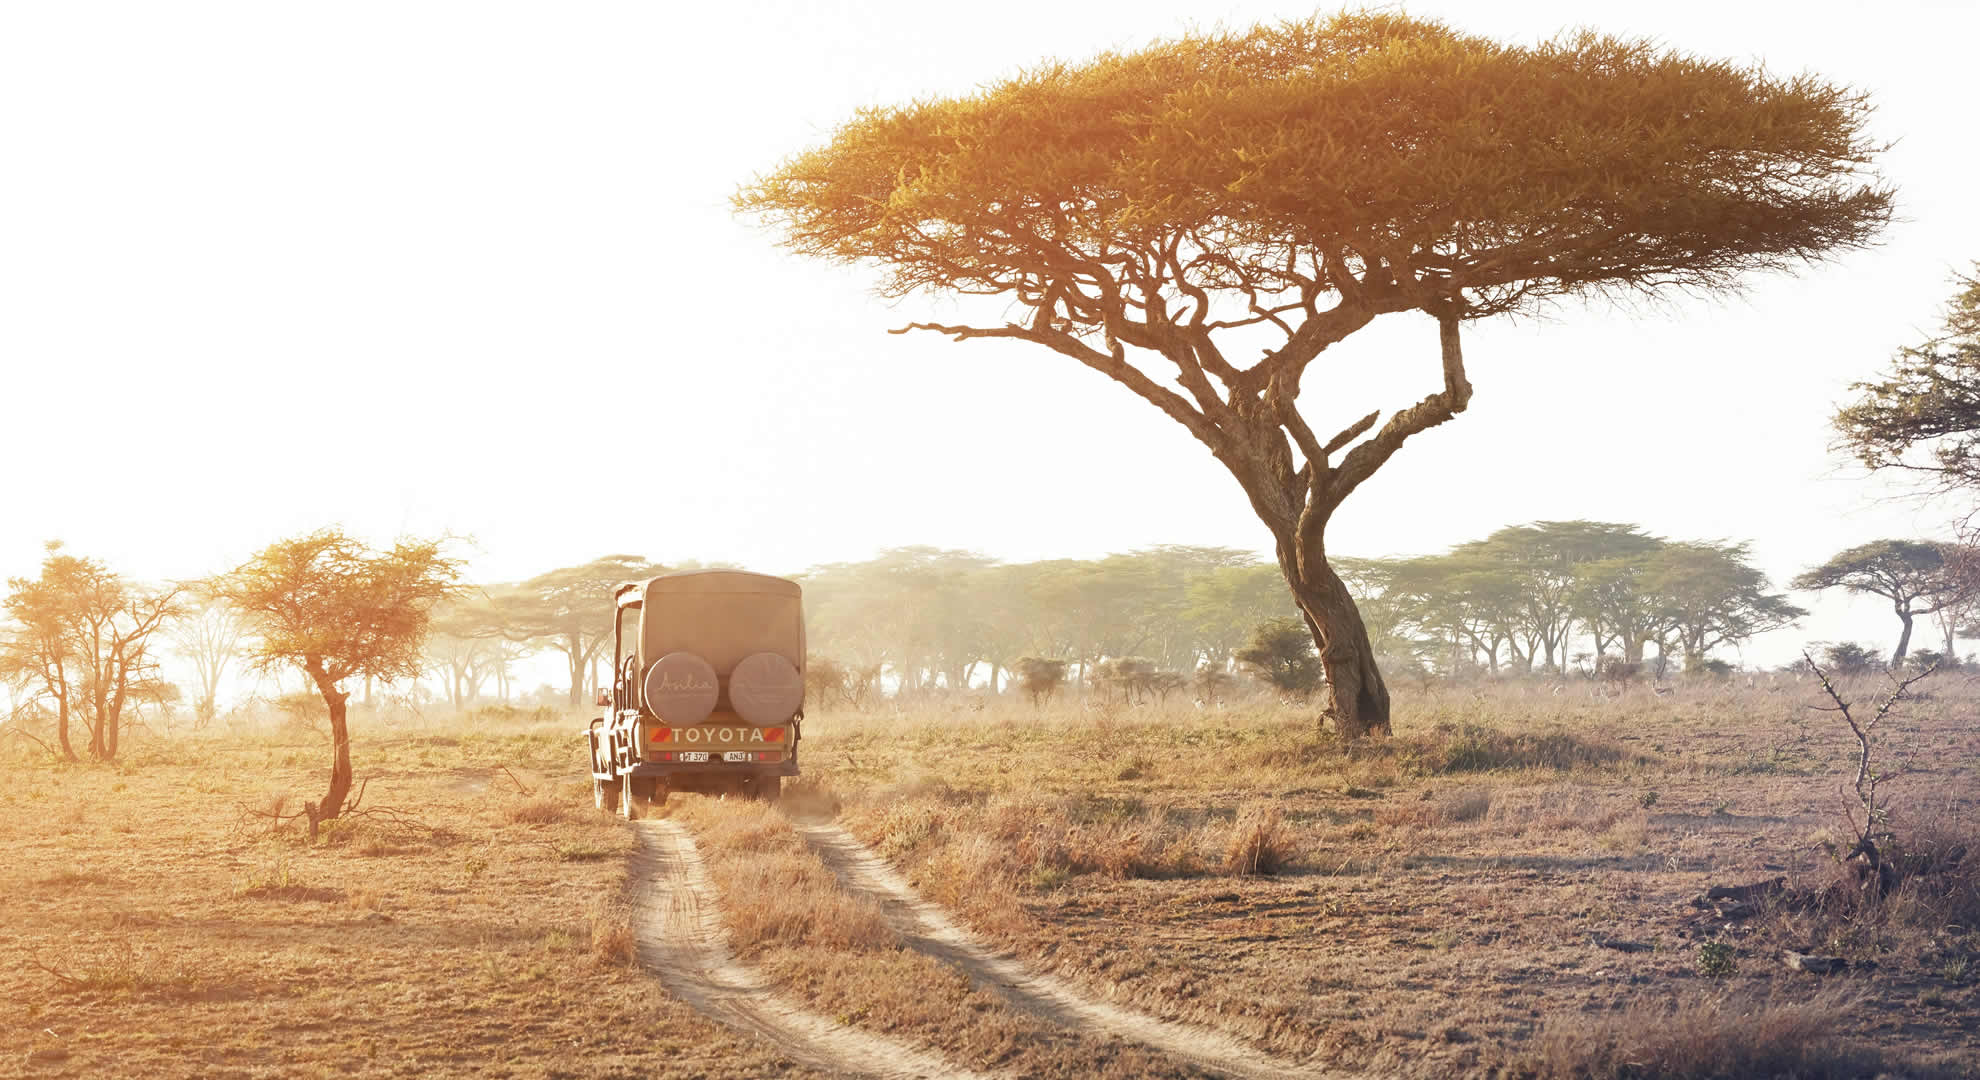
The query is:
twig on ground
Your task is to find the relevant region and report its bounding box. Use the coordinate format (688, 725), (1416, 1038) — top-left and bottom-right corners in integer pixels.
(496, 765), (534, 796)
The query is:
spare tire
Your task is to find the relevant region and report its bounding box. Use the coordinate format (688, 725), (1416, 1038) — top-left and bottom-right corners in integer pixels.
(643, 652), (719, 725)
(730, 652), (804, 726)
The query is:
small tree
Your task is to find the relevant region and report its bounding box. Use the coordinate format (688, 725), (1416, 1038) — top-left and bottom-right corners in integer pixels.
(1236, 617), (1324, 700)
(804, 656), (850, 711)
(1014, 657), (1068, 706)
(1803, 651), (1939, 892)
(1820, 641), (1881, 675)
(170, 596), (246, 730)
(213, 529), (462, 834)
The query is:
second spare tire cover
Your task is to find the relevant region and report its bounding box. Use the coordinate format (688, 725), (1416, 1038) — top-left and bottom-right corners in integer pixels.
(730, 652), (804, 726)
(644, 652), (719, 725)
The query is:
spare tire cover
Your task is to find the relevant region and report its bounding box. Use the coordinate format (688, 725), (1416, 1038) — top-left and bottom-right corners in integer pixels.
(730, 652), (804, 726)
(643, 652), (719, 725)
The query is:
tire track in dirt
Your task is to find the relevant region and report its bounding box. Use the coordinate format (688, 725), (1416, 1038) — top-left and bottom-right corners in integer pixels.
(630, 819), (999, 1080)
(796, 822), (1335, 1080)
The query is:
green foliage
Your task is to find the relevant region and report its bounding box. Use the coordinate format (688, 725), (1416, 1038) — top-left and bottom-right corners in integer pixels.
(1696, 941), (1737, 977)
(1359, 523), (1796, 676)
(1820, 642), (1881, 674)
(741, 13), (1886, 315)
(1795, 540), (1959, 665)
(1236, 617), (1324, 698)
(1794, 540), (1950, 600)
(1834, 263), (1980, 493)
(801, 545), (1276, 693)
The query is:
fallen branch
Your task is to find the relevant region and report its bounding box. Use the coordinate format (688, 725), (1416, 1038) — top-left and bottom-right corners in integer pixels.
(496, 765), (534, 796)
(32, 959), (83, 988)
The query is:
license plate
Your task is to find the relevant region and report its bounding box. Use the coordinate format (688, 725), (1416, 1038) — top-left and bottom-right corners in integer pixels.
(723, 751), (751, 763)
(677, 752), (709, 763)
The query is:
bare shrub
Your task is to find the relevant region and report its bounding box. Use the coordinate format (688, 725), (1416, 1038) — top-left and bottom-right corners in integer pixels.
(1778, 816), (1980, 962)
(1523, 989), (1902, 1079)
(1223, 803), (1289, 876)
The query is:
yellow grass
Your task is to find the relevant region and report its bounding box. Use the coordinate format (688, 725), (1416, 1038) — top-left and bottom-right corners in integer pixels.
(3, 672), (1976, 1076)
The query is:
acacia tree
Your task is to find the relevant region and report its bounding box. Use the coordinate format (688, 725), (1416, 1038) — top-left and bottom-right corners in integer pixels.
(213, 529), (462, 832)
(0, 546), (181, 761)
(738, 13), (1889, 735)
(1794, 540), (1952, 667)
(1641, 541), (1803, 671)
(498, 556), (659, 705)
(170, 596), (246, 729)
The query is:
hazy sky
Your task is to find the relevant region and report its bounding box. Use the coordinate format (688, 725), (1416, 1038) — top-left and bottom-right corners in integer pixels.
(4, 0), (1977, 668)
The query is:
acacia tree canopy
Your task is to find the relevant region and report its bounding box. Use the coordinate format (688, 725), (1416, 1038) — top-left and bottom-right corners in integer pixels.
(1835, 264), (1980, 504)
(738, 12), (1890, 736)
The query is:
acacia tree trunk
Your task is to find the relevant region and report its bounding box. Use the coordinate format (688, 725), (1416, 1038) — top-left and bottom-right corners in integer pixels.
(55, 690), (76, 762)
(1891, 608), (1914, 668)
(305, 658), (354, 834)
(560, 637), (584, 705)
(1276, 538), (1392, 737)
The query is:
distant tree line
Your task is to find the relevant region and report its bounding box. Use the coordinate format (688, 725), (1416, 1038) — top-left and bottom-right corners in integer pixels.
(6, 526), (1974, 753)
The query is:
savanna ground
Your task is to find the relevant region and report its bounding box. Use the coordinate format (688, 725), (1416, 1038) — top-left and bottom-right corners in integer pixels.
(3, 672), (1977, 1078)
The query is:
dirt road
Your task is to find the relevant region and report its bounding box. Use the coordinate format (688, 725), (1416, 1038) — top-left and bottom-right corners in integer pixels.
(796, 821), (1334, 1080)
(630, 819), (999, 1080)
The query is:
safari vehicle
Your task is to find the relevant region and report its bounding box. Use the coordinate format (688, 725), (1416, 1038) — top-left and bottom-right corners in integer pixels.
(586, 569), (804, 817)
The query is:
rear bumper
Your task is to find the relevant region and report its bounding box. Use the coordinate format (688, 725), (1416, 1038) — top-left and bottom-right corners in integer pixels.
(619, 760), (798, 779)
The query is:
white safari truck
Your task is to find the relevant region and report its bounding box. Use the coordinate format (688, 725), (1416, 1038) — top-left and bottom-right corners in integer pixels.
(586, 569), (805, 817)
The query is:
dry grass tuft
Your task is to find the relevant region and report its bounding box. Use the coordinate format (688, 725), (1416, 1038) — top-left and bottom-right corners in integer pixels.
(1416, 723), (1633, 774)
(35, 938), (212, 999)
(36, 867), (113, 889)
(506, 797), (580, 826)
(1377, 786), (1493, 828)
(232, 858), (343, 902)
(1223, 803), (1289, 876)
(1524, 989), (1903, 1079)
(588, 898), (638, 968)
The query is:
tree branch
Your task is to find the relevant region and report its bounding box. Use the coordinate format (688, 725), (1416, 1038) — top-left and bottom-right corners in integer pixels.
(894, 320), (1228, 453)
(1330, 311), (1473, 505)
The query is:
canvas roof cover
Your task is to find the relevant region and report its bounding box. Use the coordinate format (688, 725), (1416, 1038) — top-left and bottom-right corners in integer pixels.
(636, 569), (805, 678)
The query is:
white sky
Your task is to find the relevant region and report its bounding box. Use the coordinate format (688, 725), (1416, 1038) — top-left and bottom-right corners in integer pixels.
(3, 0), (1977, 672)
